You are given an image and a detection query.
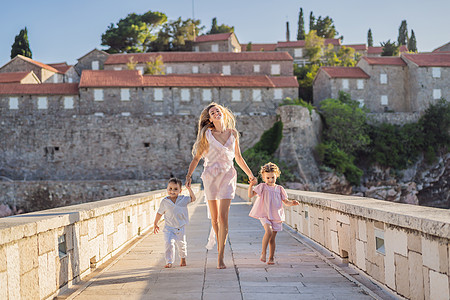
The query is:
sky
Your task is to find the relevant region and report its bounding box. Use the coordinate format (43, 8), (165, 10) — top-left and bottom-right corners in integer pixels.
(1, 0), (449, 66)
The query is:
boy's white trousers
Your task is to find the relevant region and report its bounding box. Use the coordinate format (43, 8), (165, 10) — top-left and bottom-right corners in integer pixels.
(163, 225), (187, 264)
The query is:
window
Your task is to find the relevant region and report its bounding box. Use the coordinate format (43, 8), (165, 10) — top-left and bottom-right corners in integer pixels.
(166, 66), (173, 74)
(91, 60), (99, 70)
(232, 89), (241, 102)
(192, 66), (199, 73)
(114, 67), (122, 71)
(380, 74), (387, 84)
(154, 89), (163, 101)
(357, 79), (364, 89)
(94, 89), (103, 101)
(202, 89), (212, 102)
(181, 89), (190, 101)
(64, 96), (74, 109)
(211, 44), (219, 52)
(222, 65), (231, 75)
(53, 75), (58, 83)
(271, 64), (281, 75)
(342, 79), (349, 90)
(94, 112), (104, 117)
(38, 97), (47, 109)
(121, 89), (130, 101)
(381, 95), (388, 106)
(178, 110), (190, 115)
(253, 64), (260, 73)
(194, 46), (199, 52)
(374, 229), (385, 255)
(252, 89), (262, 102)
(9, 97), (18, 110)
(357, 99), (364, 108)
(68, 78), (73, 83)
(294, 48), (303, 58)
(432, 67), (441, 78)
(153, 112), (164, 116)
(58, 234), (67, 258)
(433, 89), (441, 99)
(121, 112), (131, 116)
(274, 89), (283, 100)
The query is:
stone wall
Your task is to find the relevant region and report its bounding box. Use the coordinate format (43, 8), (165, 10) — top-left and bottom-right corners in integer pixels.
(0, 59), (48, 82)
(236, 184), (450, 300)
(367, 112), (422, 125)
(0, 94), (80, 117)
(0, 184), (202, 299)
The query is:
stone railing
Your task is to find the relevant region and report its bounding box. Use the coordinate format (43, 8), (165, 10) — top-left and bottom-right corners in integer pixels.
(0, 184), (201, 300)
(236, 183), (450, 300)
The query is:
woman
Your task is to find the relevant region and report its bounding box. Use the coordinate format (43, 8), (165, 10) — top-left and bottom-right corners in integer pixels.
(185, 102), (255, 269)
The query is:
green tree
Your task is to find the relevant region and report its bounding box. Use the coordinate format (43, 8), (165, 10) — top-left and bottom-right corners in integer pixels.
(304, 30), (324, 63)
(11, 27), (32, 59)
(381, 40), (400, 56)
(297, 8), (306, 40)
(246, 42), (252, 51)
(151, 17), (203, 51)
(207, 17), (234, 34)
(325, 45), (357, 67)
(101, 11), (167, 53)
(397, 20), (408, 46)
(311, 16), (338, 39)
(367, 28), (373, 47)
(309, 12), (315, 32)
(408, 30), (417, 52)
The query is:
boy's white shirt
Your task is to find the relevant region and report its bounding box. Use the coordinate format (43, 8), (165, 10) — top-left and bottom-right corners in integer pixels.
(157, 195), (191, 228)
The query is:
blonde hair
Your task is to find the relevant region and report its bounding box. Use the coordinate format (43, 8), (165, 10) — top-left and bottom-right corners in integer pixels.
(259, 162), (281, 177)
(192, 102), (237, 157)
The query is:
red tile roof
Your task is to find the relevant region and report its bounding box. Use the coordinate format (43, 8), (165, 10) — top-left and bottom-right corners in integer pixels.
(195, 33), (233, 42)
(362, 56), (407, 66)
(105, 52), (293, 65)
(79, 70), (298, 88)
(0, 72), (35, 83)
(15, 55), (62, 73)
(277, 38), (341, 48)
(402, 53), (450, 67)
(319, 67), (370, 78)
(368, 45), (408, 54)
(0, 83), (78, 95)
(240, 43), (278, 51)
(344, 44), (367, 51)
(47, 62), (72, 73)
(432, 42), (450, 53)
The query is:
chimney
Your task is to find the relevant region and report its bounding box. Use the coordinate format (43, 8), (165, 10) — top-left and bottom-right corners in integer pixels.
(286, 21), (290, 41)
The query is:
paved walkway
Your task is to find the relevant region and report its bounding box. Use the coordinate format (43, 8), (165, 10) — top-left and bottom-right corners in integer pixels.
(62, 196), (381, 300)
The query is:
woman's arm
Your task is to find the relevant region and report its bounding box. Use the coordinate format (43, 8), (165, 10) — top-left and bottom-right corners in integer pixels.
(233, 130), (255, 181)
(185, 153), (203, 188)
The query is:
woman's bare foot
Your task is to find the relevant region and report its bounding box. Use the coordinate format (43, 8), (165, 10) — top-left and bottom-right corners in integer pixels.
(267, 258), (275, 265)
(217, 259), (227, 269)
(180, 258), (186, 267)
(164, 263), (172, 268)
(260, 253), (266, 262)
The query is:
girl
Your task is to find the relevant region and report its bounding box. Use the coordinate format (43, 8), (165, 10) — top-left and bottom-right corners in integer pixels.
(248, 162), (300, 265)
(186, 102), (256, 269)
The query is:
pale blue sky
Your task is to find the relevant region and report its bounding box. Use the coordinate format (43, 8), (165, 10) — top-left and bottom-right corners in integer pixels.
(1, 0), (449, 66)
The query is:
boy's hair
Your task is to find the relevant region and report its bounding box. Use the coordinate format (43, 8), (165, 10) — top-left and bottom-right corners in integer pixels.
(259, 162), (281, 177)
(168, 177), (182, 188)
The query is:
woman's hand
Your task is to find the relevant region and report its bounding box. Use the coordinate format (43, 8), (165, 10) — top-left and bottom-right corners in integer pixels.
(185, 175), (192, 188)
(249, 176), (257, 185)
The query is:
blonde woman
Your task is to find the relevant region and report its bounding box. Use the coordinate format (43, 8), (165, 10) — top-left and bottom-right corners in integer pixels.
(186, 102), (256, 269)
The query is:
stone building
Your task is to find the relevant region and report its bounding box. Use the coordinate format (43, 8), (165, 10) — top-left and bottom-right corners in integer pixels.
(432, 41), (450, 53)
(103, 52), (294, 76)
(48, 62), (80, 83)
(313, 54), (450, 113)
(0, 71), (40, 84)
(367, 45), (408, 57)
(74, 48), (109, 74)
(193, 32), (241, 52)
(0, 55), (64, 83)
(276, 39), (341, 65)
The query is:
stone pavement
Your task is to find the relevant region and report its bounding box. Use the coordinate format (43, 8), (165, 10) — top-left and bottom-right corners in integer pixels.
(61, 196), (380, 300)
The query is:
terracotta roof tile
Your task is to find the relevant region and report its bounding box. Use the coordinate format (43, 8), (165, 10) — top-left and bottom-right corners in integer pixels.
(362, 56), (407, 66)
(104, 52), (293, 65)
(195, 33), (232, 42)
(320, 67), (370, 78)
(47, 62), (72, 73)
(402, 53), (450, 67)
(269, 76), (299, 87)
(16, 55), (62, 73)
(240, 43), (278, 51)
(432, 42), (450, 53)
(344, 44), (367, 51)
(0, 72), (35, 83)
(79, 70), (142, 87)
(277, 38), (341, 48)
(0, 83), (78, 95)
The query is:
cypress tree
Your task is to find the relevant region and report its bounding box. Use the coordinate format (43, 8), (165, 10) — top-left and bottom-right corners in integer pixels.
(309, 12), (315, 32)
(408, 30), (417, 52)
(11, 27), (32, 59)
(297, 8), (306, 40)
(397, 20), (408, 46)
(210, 17), (219, 34)
(367, 28), (373, 47)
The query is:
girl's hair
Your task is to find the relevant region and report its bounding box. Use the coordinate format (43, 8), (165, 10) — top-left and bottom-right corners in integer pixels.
(192, 102), (237, 157)
(168, 177), (182, 188)
(259, 162), (281, 177)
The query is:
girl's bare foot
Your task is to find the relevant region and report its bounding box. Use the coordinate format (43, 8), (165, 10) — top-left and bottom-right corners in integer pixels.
(164, 263), (172, 268)
(180, 258), (186, 266)
(260, 253), (266, 262)
(267, 258), (275, 265)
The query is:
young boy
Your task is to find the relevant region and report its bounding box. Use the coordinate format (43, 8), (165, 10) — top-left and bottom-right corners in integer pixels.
(153, 178), (196, 268)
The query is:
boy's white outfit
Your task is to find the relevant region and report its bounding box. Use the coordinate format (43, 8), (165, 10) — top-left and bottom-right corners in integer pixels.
(157, 195), (191, 264)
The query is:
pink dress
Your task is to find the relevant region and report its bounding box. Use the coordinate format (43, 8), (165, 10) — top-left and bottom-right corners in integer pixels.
(201, 129), (237, 200)
(249, 183), (288, 222)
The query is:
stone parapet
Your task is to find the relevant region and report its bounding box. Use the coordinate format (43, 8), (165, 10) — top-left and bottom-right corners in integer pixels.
(0, 184), (201, 299)
(236, 183), (450, 300)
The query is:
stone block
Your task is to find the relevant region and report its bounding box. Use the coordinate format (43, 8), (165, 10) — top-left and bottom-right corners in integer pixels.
(20, 268), (39, 300)
(104, 213), (114, 236)
(79, 234), (89, 273)
(408, 233), (422, 253)
(429, 269), (449, 300)
(88, 218), (97, 240)
(0, 246), (6, 272)
(80, 221), (88, 236)
(0, 272), (7, 299)
(330, 230), (339, 255)
(337, 223), (350, 257)
(385, 226), (407, 256)
(38, 230), (57, 255)
(6, 243), (20, 300)
(336, 213), (350, 225)
(358, 219), (367, 242)
(422, 237), (440, 271)
(349, 217), (358, 262)
(96, 216), (104, 236)
(374, 221), (384, 230)
(409, 251), (424, 300)
(438, 241), (448, 274)
(19, 235), (38, 274)
(355, 240), (367, 271)
(366, 258), (385, 284)
(385, 249), (395, 289)
(423, 266), (430, 300)
(395, 253), (410, 298)
(328, 211), (337, 232)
